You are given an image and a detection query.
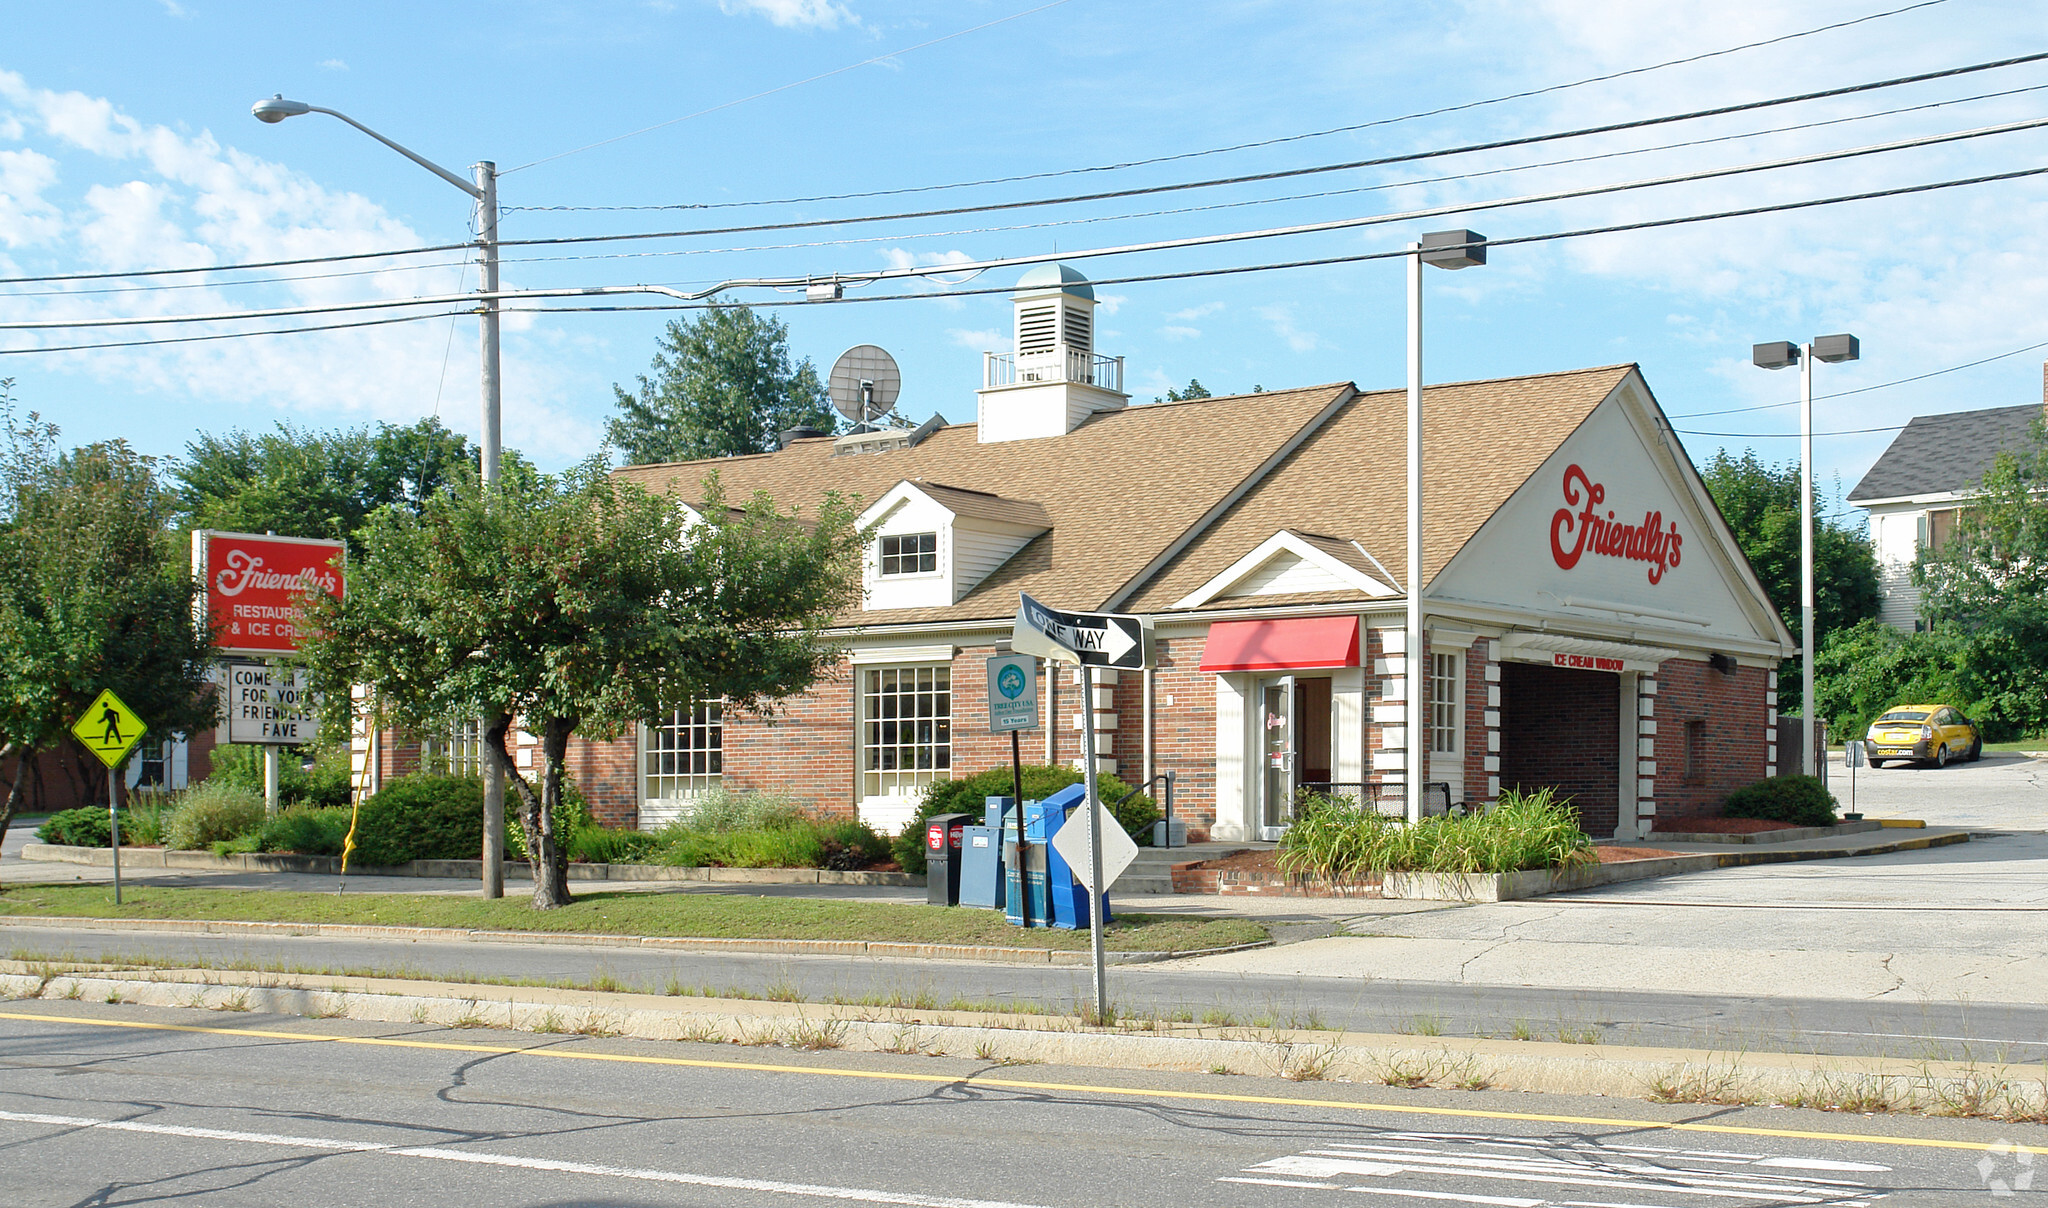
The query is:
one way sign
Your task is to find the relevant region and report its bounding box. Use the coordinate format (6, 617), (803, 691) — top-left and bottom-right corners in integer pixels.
(1012, 592), (1150, 670)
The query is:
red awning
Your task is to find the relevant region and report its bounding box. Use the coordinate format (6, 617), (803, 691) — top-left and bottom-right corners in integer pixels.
(1199, 617), (1361, 672)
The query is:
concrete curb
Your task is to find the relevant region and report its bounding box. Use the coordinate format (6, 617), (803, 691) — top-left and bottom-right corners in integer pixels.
(5, 962), (2042, 1117)
(0, 915), (1270, 966)
(1645, 820), (1884, 845)
(20, 844), (921, 888)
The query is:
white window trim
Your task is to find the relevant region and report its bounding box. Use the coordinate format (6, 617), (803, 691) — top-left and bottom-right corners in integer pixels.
(849, 644), (957, 666)
(857, 662), (955, 810)
(878, 531), (942, 579)
(1429, 650), (1462, 757)
(640, 701), (724, 829)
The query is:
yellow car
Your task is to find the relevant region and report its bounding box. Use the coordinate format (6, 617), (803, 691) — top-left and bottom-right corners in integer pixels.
(1864, 704), (1982, 768)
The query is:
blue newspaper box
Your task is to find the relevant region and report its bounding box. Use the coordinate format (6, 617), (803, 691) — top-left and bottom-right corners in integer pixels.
(958, 824), (1002, 909)
(1003, 838), (1049, 927)
(1034, 785), (1096, 931)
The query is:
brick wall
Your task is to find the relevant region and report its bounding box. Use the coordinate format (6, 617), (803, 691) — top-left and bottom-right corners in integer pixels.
(1497, 661), (1621, 836)
(1461, 640), (1492, 805)
(1650, 658), (1769, 825)
(1147, 634), (1216, 838)
(563, 732), (638, 829)
(722, 660), (859, 819)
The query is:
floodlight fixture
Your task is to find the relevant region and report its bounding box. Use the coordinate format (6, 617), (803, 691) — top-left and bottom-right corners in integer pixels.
(1813, 333), (1861, 363)
(1419, 229), (1487, 270)
(1752, 341), (1800, 370)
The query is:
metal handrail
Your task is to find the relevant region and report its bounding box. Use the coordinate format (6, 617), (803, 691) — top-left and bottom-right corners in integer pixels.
(1104, 769), (1177, 847)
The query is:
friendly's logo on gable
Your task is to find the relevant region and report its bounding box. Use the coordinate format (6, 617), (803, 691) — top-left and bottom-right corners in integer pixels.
(1549, 463), (1683, 585)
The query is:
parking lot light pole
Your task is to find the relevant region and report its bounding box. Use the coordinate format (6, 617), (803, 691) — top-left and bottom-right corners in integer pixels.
(253, 95), (508, 897)
(1406, 230), (1486, 822)
(1752, 333), (1860, 777)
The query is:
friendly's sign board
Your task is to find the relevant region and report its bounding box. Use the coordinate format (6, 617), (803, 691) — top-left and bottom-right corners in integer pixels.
(193, 530), (345, 656)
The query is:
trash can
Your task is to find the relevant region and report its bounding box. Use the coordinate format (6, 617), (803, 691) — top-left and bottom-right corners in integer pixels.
(924, 812), (969, 907)
(958, 823), (1002, 909)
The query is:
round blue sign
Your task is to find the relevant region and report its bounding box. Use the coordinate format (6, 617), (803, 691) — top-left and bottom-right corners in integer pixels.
(996, 664), (1027, 700)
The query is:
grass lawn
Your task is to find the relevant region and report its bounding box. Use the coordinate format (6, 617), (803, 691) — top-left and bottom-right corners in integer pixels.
(1979, 740), (2048, 754)
(0, 884), (1266, 954)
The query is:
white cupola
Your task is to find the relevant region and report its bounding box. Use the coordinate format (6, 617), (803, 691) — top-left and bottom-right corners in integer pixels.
(975, 264), (1128, 443)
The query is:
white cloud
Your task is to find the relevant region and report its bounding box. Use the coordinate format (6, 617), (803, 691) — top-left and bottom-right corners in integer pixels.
(1259, 305), (1320, 353)
(1094, 292), (1127, 315)
(947, 327), (1002, 351)
(1167, 301), (1224, 321)
(1160, 325), (1201, 341)
(156, 0), (189, 17)
(717, 0), (855, 30)
(319, 59), (349, 72)
(0, 148), (64, 248)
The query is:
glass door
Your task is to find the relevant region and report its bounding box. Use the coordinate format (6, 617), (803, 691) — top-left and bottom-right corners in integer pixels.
(1260, 675), (1296, 837)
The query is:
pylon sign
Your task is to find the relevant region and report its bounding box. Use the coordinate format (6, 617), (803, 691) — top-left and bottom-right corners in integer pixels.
(70, 689), (146, 770)
(192, 530), (346, 656)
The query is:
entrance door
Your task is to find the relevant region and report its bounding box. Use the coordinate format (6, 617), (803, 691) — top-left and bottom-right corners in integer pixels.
(1259, 676), (1295, 839)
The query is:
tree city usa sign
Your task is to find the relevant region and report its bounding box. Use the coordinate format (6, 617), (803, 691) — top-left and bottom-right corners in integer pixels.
(192, 530), (346, 656)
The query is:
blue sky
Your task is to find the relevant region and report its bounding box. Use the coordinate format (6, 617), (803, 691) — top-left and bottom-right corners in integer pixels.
(5, 0), (2047, 519)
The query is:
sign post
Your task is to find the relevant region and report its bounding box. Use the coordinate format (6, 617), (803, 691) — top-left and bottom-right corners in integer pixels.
(987, 653), (1040, 928)
(70, 689), (146, 905)
(1011, 593), (1150, 1022)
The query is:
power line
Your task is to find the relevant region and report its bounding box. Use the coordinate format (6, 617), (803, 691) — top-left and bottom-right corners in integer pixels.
(0, 310), (469, 358)
(3, 48), (2037, 291)
(1675, 424), (1908, 437)
(12, 117), (2043, 332)
(501, 162), (2048, 316)
(501, 0), (1077, 175)
(510, 0), (1952, 212)
(491, 51), (2048, 251)
(25, 79), (2035, 303)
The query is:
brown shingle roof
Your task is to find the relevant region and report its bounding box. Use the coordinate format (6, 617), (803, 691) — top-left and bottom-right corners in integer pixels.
(1120, 365), (1631, 612)
(614, 384), (1354, 626)
(910, 482), (1051, 529)
(615, 366), (1629, 625)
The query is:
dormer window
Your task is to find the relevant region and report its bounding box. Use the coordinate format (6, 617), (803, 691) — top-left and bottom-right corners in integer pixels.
(880, 532), (938, 576)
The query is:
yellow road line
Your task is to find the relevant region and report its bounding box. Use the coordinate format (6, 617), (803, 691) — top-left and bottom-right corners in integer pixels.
(1, 1009), (2037, 1156)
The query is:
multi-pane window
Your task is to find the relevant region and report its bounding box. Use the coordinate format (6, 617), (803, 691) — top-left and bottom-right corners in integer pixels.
(861, 665), (951, 797)
(644, 701), (723, 802)
(135, 739), (174, 790)
(879, 533), (937, 576)
(1429, 651), (1461, 755)
(427, 719), (484, 776)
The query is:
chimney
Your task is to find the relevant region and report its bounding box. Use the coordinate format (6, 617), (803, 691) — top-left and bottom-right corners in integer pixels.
(974, 264), (1128, 442)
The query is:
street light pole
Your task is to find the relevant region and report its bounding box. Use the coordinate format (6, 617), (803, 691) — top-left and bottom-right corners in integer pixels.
(1753, 334), (1859, 778)
(1404, 230), (1485, 824)
(254, 96), (507, 897)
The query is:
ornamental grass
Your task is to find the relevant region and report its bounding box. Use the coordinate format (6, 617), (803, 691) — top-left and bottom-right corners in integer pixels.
(1276, 785), (1594, 879)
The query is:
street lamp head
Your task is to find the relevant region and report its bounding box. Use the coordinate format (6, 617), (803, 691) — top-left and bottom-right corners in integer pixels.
(1812, 333), (1860, 364)
(250, 95), (311, 124)
(1419, 229), (1487, 270)
(1752, 340), (1800, 370)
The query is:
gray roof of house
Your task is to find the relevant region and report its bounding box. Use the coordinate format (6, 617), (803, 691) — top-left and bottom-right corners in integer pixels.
(1847, 403), (2043, 503)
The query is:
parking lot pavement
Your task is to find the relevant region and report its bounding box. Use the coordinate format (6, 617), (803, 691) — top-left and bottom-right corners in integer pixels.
(1174, 831), (2048, 1005)
(1826, 749), (2048, 830)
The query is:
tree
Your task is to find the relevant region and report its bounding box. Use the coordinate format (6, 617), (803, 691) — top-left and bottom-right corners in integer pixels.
(606, 305), (834, 465)
(1700, 450), (1881, 699)
(1916, 415), (2048, 625)
(176, 417), (475, 551)
(297, 463), (866, 908)
(0, 383), (217, 851)
(1154, 378), (1213, 404)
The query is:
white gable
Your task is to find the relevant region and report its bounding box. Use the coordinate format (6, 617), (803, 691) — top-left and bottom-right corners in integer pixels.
(1173, 530), (1396, 609)
(856, 480), (1049, 610)
(1429, 372), (1791, 653)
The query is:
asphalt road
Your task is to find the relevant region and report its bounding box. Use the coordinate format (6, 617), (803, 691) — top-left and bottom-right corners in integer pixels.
(1825, 749), (2048, 830)
(1, 1002), (2040, 1207)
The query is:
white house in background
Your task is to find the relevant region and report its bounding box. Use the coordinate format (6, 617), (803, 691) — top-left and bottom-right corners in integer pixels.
(1847, 374), (2046, 632)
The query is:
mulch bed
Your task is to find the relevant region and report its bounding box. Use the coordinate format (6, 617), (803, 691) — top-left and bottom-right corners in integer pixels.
(1648, 816), (1801, 835)
(1593, 845), (1685, 862)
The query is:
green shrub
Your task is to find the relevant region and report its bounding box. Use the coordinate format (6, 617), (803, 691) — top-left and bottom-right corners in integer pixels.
(505, 775), (593, 861)
(818, 819), (890, 871)
(37, 807), (113, 848)
(164, 784), (267, 850)
(1722, 774), (1836, 828)
(568, 826), (659, 864)
(670, 786), (808, 832)
(349, 775), (483, 866)
(120, 792), (173, 846)
(894, 765), (1161, 875)
(645, 811), (888, 870)
(1277, 786), (1594, 878)
(256, 807), (353, 857)
(206, 743), (354, 810)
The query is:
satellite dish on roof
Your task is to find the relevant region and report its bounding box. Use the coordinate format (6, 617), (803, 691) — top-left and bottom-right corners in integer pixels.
(828, 344), (901, 428)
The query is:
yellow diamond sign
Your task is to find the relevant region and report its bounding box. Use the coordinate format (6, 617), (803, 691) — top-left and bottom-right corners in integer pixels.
(70, 689), (146, 770)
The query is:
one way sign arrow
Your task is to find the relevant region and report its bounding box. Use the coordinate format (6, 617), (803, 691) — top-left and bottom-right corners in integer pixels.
(1012, 592), (1149, 670)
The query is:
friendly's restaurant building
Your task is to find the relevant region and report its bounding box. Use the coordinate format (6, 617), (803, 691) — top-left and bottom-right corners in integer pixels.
(353, 266), (1795, 843)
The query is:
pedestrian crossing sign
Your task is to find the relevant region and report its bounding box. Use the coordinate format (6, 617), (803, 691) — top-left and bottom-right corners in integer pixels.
(70, 689), (146, 770)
